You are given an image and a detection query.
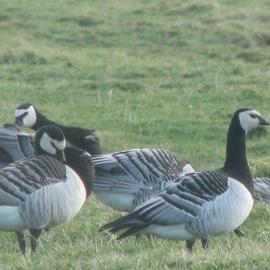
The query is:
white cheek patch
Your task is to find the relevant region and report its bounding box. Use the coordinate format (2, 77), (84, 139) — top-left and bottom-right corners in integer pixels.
(52, 138), (66, 151)
(15, 106), (37, 127)
(39, 133), (56, 155)
(239, 110), (261, 132)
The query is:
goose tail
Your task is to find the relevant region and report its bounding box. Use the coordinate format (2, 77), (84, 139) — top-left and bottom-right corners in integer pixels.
(100, 213), (147, 239)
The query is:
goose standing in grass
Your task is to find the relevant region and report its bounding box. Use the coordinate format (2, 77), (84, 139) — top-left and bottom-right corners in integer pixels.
(101, 109), (269, 251)
(0, 125), (94, 256)
(14, 103), (102, 155)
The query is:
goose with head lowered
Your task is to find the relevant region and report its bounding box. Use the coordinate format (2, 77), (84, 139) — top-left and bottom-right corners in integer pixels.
(101, 109), (269, 251)
(0, 125), (94, 256)
(14, 103), (102, 155)
(92, 148), (194, 212)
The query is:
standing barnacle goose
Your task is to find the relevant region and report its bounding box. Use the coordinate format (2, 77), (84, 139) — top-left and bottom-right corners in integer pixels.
(14, 102), (102, 155)
(101, 109), (269, 251)
(92, 150), (242, 237)
(92, 148), (195, 212)
(0, 125), (94, 256)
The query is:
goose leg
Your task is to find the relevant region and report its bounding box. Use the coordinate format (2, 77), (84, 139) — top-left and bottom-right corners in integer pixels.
(201, 237), (209, 250)
(186, 239), (196, 252)
(29, 229), (42, 255)
(234, 226), (244, 237)
(16, 231), (26, 256)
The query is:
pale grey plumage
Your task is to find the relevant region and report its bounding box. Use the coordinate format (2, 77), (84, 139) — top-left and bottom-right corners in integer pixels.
(254, 177), (270, 205)
(0, 125), (94, 256)
(0, 125), (34, 168)
(101, 108), (270, 251)
(92, 148), (194, 211)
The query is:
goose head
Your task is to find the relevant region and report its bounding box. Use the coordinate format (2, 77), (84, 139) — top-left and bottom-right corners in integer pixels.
(237, 109), (270, 133)
(34, 125), (66, 161)
(15, 103), (37, 127)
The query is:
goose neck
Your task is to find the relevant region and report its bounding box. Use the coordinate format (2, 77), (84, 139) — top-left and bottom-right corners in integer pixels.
(223, 118), (254, 194)
(32, 112), (56, 130)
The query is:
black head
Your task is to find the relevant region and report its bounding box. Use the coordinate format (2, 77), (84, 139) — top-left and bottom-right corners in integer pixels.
(34, 125), (66, 161)
(233, 108), (270, 133)
(15, 103), (38, 127)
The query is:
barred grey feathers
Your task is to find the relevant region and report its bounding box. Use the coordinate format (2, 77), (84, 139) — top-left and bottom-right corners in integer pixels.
(0, 155), (65, 204)
(93, 148), (195, 211)
(101, 109), (269, 251)
(0, 126), (34, 168)
(254, 178), (270, 205)
(0, 125), (94, 256)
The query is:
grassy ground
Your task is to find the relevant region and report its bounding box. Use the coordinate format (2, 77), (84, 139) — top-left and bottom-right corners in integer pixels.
(1, 0), (270, 269)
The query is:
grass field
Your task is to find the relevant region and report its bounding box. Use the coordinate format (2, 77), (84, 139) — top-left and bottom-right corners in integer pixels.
(1, 0), (270, 269)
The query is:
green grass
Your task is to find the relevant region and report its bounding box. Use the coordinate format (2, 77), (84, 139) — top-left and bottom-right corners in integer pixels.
(1, 0), (270, 268)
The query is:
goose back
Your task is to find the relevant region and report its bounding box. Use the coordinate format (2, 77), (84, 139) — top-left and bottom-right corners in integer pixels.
(100, 109), (268, 245)
(92, 148), (194, 211)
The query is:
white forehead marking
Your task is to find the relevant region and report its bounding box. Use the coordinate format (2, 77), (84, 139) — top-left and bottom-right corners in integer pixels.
(15, 106), (37, 127)
(15, 109), (27, 117)
(239, 110), (261, 132)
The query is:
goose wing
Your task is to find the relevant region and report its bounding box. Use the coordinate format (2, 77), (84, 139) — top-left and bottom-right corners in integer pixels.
(60, 125), (96, 140)
(0, 126), (34, 167)
(17, 134), (34, 157)
(93, 148), (194, 194)
(254, 177), (270, 205)
(60, 125), (101, 154)
(101, 171), (228, 236)
(0, 156), (66, 206)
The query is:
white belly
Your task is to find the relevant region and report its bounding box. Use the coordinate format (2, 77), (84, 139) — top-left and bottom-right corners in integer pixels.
(187, 178), (254, 237)
(19, 166), (87, 229)
(94, 192), (134, 212)
(0, 206), (24, 231)
(145, 224), (194, 240)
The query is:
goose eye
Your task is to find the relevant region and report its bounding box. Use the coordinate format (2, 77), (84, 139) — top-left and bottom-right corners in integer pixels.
(51, 141), (57, 149)
(249, 114), (257, 119)
(18, 112), (28, 119)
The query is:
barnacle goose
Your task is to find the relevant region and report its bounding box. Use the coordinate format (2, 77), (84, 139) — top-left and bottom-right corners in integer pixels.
(92, 149), (246, 238)
(92, 149), (194, 212)
(101, 109), (269, 251)
(15, 103), (102, 155)
(0, 125), (94, 256)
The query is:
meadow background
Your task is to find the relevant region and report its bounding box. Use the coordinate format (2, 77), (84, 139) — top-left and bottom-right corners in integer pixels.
(1, 0), (270, 269)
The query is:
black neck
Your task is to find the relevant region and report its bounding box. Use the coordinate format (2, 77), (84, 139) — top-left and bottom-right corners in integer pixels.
(32, 111), (57, 130)
(223, 116), (254, 195)
(64, 147), (94, 197)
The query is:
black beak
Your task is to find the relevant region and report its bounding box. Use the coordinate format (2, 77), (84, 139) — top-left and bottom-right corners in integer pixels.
(56, 149), (66, 162)
(14, 118), (23, 126)
(259, 116), (270, 126)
